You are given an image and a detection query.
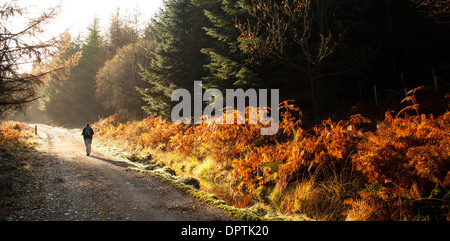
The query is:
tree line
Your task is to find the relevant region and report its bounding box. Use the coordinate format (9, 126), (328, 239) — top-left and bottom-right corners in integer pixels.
(5, 0), (450, 126)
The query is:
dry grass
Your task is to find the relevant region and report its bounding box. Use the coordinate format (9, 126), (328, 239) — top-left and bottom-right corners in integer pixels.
(0, 122), (42, 220)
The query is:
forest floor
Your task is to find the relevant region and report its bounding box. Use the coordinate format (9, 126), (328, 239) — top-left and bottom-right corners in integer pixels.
(4, 124), (235, 221)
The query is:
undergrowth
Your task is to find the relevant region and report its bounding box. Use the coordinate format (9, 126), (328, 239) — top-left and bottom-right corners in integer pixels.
(0, 122), (41, 220)
(94, 98), (450, 221)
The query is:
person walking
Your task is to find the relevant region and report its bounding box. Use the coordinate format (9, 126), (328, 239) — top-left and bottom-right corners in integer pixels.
(82, 124), (94, 156)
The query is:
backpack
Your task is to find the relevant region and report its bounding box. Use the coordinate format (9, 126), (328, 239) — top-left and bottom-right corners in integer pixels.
(83, 127), (94, 139)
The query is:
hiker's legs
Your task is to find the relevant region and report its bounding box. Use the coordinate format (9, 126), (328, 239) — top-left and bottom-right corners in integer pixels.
(84, 139), (92, 156)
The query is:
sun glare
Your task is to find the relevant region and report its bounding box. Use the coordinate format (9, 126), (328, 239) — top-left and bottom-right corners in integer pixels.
(15, 0), (163, 37)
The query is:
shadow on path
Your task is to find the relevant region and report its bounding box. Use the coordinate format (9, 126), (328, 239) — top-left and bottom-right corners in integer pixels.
(88, 155), (139, 169)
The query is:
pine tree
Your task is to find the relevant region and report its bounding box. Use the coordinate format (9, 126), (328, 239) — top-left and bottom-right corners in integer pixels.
(0, 1), (62, 116)
(41, 38), (82, 124)
(71, 18), (106, 123)
(201, 0), (260, 91)
(44, 19), (107, 125)
(140, 0), (211, 117)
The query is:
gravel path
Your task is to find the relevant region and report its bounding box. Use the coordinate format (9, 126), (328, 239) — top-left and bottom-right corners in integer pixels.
(8, 124), (234, 221)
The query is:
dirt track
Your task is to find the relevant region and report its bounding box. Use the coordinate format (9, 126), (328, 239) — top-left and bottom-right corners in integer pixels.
(8, 124), (234, 221)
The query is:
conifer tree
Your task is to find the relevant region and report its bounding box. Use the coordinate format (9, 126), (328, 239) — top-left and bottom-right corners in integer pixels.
(40, 38), (82, 124)
(140, 0), (211, 117)
(72, 19), (106, 122)
(44, 19), (107, 125)
(0, 1), (62, 117)
(201, 0), (260, 91)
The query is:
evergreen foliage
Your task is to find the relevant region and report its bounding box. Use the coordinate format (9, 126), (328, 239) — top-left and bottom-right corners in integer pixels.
(42, 19), (106, 125)
(139, 0), (211, 117)
(201, 0), (260, 91)
(21, 0), (450, 127)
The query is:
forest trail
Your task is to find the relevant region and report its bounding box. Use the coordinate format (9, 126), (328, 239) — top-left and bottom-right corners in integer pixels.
(10, 124), (234, 221)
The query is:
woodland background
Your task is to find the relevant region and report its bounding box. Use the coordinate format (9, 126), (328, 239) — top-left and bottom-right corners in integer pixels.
(2, 0), (450, 220)
(11, 0), (449, 126)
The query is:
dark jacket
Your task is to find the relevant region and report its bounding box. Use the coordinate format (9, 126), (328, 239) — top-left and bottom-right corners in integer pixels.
(82, 127), (94, 139)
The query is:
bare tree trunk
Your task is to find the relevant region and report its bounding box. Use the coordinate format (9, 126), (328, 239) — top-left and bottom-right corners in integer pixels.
(307, 69), (319, 117)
